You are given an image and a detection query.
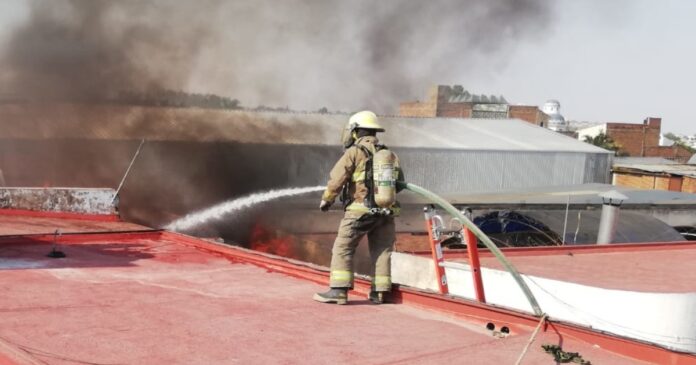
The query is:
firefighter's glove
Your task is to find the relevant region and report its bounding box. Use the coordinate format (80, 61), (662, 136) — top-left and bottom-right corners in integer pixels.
(319, 200), (332, 212)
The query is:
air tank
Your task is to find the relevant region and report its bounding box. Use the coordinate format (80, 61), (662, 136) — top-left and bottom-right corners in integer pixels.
(373, 149), (397, 208)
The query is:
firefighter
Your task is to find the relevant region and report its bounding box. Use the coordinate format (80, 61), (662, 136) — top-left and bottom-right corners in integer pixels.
(313, 110), (404, 305)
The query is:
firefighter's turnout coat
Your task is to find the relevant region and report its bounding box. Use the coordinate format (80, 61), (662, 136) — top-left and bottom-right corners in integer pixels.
(321, 136), (404, 291)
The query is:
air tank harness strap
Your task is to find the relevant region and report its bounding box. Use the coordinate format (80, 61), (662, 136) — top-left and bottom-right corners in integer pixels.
(369, 207), (394, 216)
(346, 202), (397, 216)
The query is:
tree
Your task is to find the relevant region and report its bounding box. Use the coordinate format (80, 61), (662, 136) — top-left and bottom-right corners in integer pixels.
(664, 132), (680, 141)
(583, 132), (621, 153)
(663, 132), (695, 153)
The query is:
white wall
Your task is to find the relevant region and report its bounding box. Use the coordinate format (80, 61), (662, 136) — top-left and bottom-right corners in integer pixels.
(392, 252), (696, 353)
(577, 124), (607, 142)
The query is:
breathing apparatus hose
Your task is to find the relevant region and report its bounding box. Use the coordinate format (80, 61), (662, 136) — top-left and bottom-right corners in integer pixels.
(397, 181), (543, 317)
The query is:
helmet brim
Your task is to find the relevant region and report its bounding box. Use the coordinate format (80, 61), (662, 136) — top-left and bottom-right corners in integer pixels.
(356, 126), (385, 132)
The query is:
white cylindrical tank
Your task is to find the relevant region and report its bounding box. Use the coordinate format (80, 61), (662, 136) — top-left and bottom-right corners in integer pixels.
(543, 100), (568, 132)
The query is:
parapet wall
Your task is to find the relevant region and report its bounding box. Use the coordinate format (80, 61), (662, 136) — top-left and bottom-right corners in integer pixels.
(0, 188), (117, 215)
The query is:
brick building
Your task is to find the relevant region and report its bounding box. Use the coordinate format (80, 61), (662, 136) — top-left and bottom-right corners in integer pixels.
(613, 163), (696, 193)
(399, 85), (549, 126)
(577, 117), (694, 162)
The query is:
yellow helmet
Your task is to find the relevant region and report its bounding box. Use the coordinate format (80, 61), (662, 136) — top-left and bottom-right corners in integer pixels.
(341, 110), (384, 148)
(348, 110), (384, 132)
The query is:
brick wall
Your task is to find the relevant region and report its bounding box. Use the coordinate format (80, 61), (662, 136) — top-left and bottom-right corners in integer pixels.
(437, 102), (473, 118)
(508, 105), (547, 126)
(644, 145), (694, 163)
(399, 101), (437, 117)
(614, 173), (657, 189)
(399, 100), (474, 118)
(399, 85), (439, 117)
(614, 172), (696, 192)
(606, 118), (661, 157)
(655, 176), (671, 190)
(683, 177), (696, 193)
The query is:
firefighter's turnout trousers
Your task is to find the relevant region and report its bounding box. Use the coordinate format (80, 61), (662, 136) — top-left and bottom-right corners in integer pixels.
(329, 211), (395, 292)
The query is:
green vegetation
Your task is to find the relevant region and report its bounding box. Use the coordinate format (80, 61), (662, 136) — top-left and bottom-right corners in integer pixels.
(583, 132), (621, 153)
(664, 132), (696, 153)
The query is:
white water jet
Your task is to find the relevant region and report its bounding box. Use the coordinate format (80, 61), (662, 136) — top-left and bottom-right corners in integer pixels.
(164, 185), (325, 232)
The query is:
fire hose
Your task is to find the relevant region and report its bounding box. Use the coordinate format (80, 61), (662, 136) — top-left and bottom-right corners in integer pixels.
(397, 181), (543, 317)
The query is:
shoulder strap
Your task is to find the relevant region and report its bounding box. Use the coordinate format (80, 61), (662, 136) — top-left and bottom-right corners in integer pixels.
(356, 143), (373, 158)
(358, 144), (376, 208)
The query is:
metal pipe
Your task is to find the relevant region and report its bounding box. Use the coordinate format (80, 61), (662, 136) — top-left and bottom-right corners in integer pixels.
(112, 139), (146, 204)
(561, 194), (570, 245)
(597, 203), (620, 244)
(398, 181), (543, 316)
(597, 190), (627, 245)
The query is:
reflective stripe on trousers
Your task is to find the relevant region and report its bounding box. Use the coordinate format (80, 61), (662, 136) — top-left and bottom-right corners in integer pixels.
(372, 275), (392, 292)
(328, 213), (395, 291)
(330, 270), (353, 286)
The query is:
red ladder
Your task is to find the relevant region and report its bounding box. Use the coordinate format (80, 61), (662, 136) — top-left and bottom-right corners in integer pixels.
(423, 205), (486, 303)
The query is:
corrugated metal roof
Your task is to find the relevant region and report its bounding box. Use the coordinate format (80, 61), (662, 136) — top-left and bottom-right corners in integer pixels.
(379, 116), (609, 153)
(613, 163), (696, 178)
(447, 93), (508, 104)
(396, 183), (696, 205)
(614, 157), (678, 165)
(0, 104), (612, 153)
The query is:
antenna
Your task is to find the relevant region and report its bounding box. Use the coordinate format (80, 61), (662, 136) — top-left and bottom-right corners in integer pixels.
(112, 139), (146, 204)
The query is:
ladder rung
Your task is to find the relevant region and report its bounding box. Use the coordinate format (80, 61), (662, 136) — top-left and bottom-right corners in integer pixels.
(439, 261), (471, 270)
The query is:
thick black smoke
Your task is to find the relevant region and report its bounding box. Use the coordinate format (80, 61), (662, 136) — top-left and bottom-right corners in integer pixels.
(1, 0), (218, 101)
(0, 0), (557, 255)
(1, 0), (555, 111)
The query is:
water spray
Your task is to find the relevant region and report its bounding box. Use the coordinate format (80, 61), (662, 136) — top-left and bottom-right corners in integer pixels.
(163, 181), (542, 316)
(164, 186), (325, 232)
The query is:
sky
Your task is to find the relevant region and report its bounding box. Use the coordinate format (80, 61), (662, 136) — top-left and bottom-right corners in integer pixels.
(474, 1), (696, 135)
(0, 0), (694, 135)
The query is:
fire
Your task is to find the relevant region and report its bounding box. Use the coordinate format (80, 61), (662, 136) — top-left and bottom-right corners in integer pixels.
(249, 223), (296, 259)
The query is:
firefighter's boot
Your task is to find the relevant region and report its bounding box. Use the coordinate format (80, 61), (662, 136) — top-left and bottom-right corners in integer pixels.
(313, 288), (348, 305)
(369, 290), (391, 304)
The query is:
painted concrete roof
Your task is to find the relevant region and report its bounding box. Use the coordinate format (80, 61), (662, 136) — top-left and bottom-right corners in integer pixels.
(0, 213), (651, 365)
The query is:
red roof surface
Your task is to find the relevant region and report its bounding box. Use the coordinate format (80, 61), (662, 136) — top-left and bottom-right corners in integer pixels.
(442, 242), (696, 292)
(0, 213), (686, 364)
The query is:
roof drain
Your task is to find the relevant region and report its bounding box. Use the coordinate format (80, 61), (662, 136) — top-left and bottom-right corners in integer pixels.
(46, 229), (66, 258)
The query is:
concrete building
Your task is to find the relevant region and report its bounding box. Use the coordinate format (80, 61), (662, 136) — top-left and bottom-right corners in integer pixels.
(399, 85), (549, 127)
(577, 117), (694, 162)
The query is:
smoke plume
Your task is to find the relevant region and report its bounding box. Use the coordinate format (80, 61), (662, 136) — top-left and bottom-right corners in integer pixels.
(1, 0), (217, 101)
(1, 0), (555, 112)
